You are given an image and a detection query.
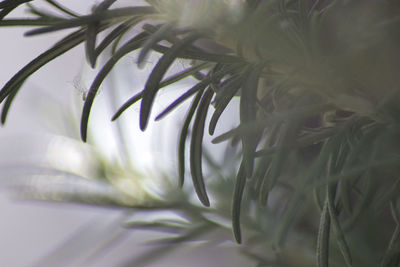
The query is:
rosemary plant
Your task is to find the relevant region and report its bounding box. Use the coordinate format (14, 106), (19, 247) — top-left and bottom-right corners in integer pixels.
(1, 0), (400, 266)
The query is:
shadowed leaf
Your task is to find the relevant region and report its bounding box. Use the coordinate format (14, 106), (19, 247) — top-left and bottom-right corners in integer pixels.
(381, 202), (400, 267)
(81, 31), (148, 141)
(327, 182), (352, 267)
(122, 223), (216, 267)
(152, 43), (242, 63)
(209, 74), (243, 135)
(156, 63), (243, 122)
(317, 200), (331, 267)
(0, 0), (33, 19)
(44, 0), (79, 17)
(155, 79), (209, 121)
(158, 62), (210, 89)
(178, 88), (206, 187)
(94, 17), (141, 58)
(114, 62), (211, 122)
(139, 32), (202, 130)
(86, 22), (98, 67)
(240, 65), (261, 177)
(212, 103), (330, 144)
(137, 23), (173, 68)
(232, 163), (247, 244)
(24, 7), (155, 36)
(190, 88), (214, 206)
(85, 0), (118, 67)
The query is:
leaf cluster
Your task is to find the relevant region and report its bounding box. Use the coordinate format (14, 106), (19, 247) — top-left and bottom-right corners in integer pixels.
(1, 0), (400, 266)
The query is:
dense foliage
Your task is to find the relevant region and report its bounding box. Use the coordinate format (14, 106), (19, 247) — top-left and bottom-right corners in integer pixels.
(1, 0), (400, 266)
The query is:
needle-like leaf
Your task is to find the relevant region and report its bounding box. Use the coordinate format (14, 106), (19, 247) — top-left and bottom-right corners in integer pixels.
(178, 88), (205, 187)
(152, 44), (241, 63)
(326, 149), (352, 267)
(81, 31), (148, 141)
(0, 81), (23, 124)
(0, 29), (89, 117)
(44, 0), (79, 17)
(190, 88), (214, 206)
(0, 0), (31, 9)
(155, 63), (242, 122)
(139, 32), (202, 131)
(327, 184), (353, 266)
(317, 200), (331, 267)
(25, 7), (155, 36)
(212, 103), (329, 144)
(86, 22), (98, 68)
(85, 0), (118, 67)
(381, 202), (400, 267)
(158, 62), (210, 89)
(240, 66), (261, 177)
(155, 80), (209, 121)
(111, 91), (143, 121)
(232, 163), (247, 244)
(209, 75), (243, 135)
(0, 0), (33, 19)
(137, 23), (173, 68)
(112, 53), (211, 123)
(94, 17), (142, 58)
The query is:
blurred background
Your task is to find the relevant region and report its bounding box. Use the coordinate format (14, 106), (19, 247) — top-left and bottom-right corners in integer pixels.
(0, 1), (248, 266)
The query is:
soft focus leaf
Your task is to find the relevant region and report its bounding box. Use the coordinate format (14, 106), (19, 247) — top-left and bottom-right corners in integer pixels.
(0, 0), (33, 19)
(239, 65), (261, 177)
(44, 0), (79, 17)
(232, 163), (246, 243)
(24, 7), (155, 36)
(317, 200), (331, 267)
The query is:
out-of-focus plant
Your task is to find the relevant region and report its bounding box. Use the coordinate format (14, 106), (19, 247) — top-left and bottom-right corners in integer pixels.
(1, 0), (400, 266)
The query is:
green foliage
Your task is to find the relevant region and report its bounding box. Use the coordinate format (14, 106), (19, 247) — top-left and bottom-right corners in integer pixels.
(1, 0), (400, 266)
